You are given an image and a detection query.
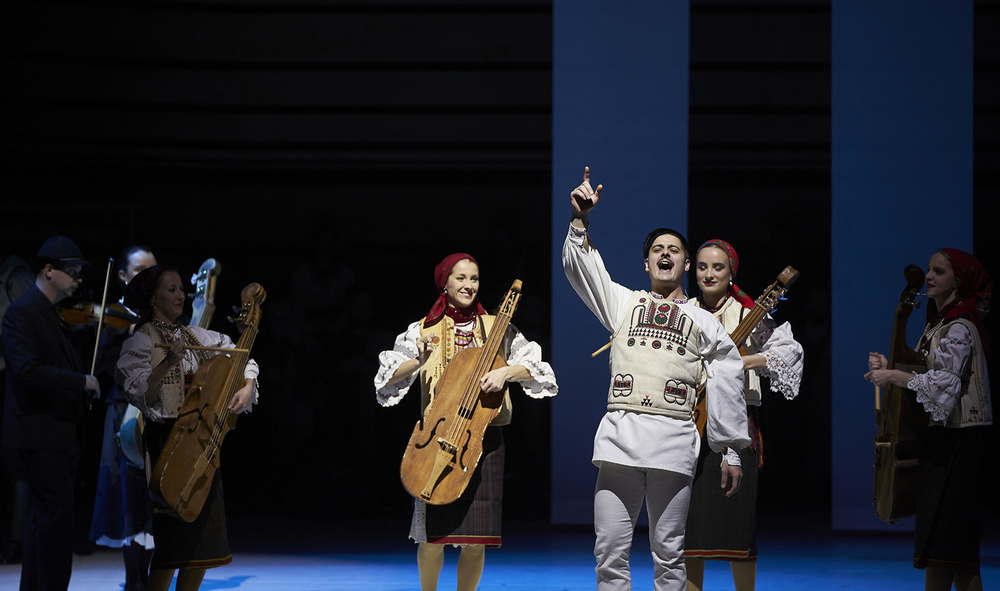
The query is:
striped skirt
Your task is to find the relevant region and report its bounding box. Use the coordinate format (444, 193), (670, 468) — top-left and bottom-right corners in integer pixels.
(410, 426), (504, 548)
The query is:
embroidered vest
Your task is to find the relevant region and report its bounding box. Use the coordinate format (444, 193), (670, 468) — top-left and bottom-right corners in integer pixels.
(607, 292), (705, 419)
(136, 323), (207, 418)
(418, 314), (513, 427)
(699, 297), (763, 406)
(921, 317), (993, 428)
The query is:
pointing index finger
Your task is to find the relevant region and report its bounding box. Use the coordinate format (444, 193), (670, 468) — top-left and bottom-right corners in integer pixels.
(584, 166), (590, 184)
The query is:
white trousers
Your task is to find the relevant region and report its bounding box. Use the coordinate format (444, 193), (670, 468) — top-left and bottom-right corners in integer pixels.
(594, 462), (693, 591)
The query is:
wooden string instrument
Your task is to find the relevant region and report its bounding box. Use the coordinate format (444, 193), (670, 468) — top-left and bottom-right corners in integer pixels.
(400, 280), (522, 505)
(150, 282), (264, 522)
(694, 266), (799, 436)
(872, 264), (927, 523)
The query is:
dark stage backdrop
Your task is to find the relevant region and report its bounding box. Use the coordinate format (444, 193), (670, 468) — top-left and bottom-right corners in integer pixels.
(0, 1), (556, 525)
(1, 0), (998, 535)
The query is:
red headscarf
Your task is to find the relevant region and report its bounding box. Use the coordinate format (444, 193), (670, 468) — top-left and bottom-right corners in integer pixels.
(926, 248), (992, 358)
(697, 239), (755, 308)
(424, 253), (488, 327)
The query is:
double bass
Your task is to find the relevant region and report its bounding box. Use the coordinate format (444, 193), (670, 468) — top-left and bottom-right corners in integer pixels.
(693, 266), (799, 436)
(399, 280), (522, 505)
(872, 265), (928, 523)
(150, 282), (265, 522)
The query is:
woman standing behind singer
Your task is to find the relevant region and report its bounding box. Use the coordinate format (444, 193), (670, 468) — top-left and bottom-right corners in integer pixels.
(866, 249), (992, 591)
(374, 253), (557, 591)
(116, 265), (259, 591)
(685, 240), (803, 591)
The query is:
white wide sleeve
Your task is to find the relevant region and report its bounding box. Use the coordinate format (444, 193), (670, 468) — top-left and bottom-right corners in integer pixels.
(562, 224), (632, 333)
(750, 316), (804, 400)
(687, 306), (750, 454)
(906, 323), (972, 423)
(374, 321), (423, 407)
(504, 324), (558, 398)
(116, 332), (158, 418)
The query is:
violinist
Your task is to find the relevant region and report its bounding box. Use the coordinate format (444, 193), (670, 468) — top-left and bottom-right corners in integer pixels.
(685, 240), (803, 591)
(115, 265), (259, 591)
(865, 249), (992, 591)
(374, 253), (557, 591)
(1, 236), (101, 591)
(89, 246), (157, 591)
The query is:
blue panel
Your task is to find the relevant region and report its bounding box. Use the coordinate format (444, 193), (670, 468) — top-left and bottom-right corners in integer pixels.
(551, 1), (690, 524)
(831, 1), (972, 530)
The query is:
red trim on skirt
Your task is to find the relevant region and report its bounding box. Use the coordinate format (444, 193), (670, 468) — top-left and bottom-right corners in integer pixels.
(426, 535), (501, 548)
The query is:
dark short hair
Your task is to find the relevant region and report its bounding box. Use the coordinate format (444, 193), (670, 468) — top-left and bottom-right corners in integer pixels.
(643, 228), (690, 261)
(118, 245), (154, 277)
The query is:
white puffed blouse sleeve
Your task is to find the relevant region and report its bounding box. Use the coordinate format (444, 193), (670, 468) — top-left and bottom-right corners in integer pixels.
(374, 321), (423, 407)
(503, 323), (558, 398)
(906, 323), (972, 423)
(750, 315), (804, 400)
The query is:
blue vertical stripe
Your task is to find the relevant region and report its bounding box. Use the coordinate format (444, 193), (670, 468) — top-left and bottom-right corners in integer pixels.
(551, 1), (690, 524)
(831, 0), (972, 531)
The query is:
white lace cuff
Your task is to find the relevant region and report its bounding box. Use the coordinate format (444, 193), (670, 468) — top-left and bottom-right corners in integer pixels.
(908, 375), (954, 423)
(762, 349), (800, 400)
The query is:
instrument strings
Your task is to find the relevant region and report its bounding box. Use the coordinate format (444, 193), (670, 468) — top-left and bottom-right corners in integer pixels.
(203, 321), (258, 460)
(444, 301), (514, 444)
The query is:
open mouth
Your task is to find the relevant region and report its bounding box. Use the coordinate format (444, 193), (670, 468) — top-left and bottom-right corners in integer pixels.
(656, 259), (673, 271)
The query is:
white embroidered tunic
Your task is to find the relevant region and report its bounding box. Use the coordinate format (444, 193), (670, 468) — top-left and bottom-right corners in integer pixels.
(116, 326), (260, 422)
(693, 295), (803, 405)
(562, 224), (750, 477)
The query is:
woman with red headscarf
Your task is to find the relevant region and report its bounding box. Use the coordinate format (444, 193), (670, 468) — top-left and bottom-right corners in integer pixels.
(866, 248), (992, 591)
(374, 253), (557, 591)
(685, 239), (804, 591)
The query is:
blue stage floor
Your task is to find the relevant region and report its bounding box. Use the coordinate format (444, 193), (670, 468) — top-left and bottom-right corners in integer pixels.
(1, 513), (997, 590)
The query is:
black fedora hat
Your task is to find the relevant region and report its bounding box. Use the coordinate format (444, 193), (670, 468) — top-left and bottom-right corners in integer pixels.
(32, 236), (90, 267)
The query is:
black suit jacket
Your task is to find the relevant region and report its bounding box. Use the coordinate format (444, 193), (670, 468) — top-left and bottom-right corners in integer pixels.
(2, 284), (86, 449)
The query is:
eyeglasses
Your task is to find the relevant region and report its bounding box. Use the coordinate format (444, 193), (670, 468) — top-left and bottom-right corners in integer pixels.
(53, 265), (82, 280)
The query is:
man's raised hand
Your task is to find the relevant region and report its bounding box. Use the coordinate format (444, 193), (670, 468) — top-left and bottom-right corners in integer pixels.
(571, 166), (602, 218)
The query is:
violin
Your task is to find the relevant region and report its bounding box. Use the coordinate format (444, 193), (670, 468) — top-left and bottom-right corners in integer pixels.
(57, 302), (139, 334)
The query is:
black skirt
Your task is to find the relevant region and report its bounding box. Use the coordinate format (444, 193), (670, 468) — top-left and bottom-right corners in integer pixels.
(413, 426), (504, 548)
(145, 419), (232, 570)
(913, 425), (987, 573)
(684, 405), (760, 561)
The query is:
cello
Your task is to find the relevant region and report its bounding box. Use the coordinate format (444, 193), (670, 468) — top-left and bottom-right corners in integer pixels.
(149, 282), (265, 522)
(872, 265), (927, 523)
(399, 280), (521, 505)
(692, 266), (799, 436)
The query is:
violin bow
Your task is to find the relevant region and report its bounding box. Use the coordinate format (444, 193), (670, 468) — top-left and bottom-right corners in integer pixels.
(90, 257), (114, 375)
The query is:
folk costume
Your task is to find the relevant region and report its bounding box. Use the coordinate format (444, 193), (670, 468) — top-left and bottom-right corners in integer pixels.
(686, 239), (803, 563)
(115, 267), (259, 572)
(562, 225), (750, 591)
(374, 253), (557, 548)
(907, 248), (992, 574)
